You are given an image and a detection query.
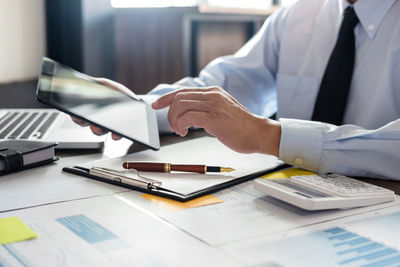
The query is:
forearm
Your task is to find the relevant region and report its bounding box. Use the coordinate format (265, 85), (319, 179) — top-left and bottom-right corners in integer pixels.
(279, 118), (400, 180)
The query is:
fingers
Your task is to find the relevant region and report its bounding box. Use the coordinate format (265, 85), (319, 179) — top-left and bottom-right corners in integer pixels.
(88, 125), (125, 142)
(174, 111), (212, 136)
(71, 116), (89, 127)
(167, 90), (229, 132)
(168, 99), (211, 132)
(89, 125), (108, 136)
(71, 116), (122, 140)
(89, 125), (122, 140)
(152, 87), (218, 110)
(152, 90), (186, 110)
(111, 133), (122, 140)
(151, 87), (234, 135)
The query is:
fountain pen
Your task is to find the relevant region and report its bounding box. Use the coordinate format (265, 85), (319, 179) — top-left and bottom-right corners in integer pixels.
(122, 162), (234, 174)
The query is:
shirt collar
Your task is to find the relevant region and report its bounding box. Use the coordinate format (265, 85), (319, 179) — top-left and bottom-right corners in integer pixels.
(339, 0), (397, 39)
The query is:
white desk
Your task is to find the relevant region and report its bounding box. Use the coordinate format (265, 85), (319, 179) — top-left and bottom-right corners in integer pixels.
(1, 132), (400, 267)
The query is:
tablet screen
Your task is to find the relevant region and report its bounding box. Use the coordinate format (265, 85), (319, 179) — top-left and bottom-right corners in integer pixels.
(36, 57), (160, 150)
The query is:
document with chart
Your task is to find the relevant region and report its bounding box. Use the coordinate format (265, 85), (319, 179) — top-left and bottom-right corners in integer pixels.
(0, 195), (238, 267)
(222, 205), (400, 266)
(117, 181), (400, 246)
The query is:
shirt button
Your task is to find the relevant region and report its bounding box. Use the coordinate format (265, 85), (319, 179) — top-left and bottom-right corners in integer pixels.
(368, 24), (375, 31)
(294, 157), (304, 166)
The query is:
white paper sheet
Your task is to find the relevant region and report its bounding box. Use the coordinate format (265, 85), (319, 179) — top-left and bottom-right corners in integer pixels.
(118, 182), (400, 246)
(0, 195), (239, 267)
(0, 153), (129, 213)
(221, 204), (400, 266)
(77, 136), (283, 195)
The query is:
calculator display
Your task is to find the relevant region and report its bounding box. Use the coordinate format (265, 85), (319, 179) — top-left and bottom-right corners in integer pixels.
(272, 179), (331, 198)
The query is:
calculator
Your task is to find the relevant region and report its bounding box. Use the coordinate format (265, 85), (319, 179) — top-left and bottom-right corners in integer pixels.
(254, 174), (395, 210)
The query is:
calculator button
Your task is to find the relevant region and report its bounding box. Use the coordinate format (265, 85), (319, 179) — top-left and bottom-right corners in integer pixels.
(290, 174), (394, 198)
(294, 157), (304, 166)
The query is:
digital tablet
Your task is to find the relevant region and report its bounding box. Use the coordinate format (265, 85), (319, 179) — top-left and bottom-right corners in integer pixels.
(36, 57), (160, 150)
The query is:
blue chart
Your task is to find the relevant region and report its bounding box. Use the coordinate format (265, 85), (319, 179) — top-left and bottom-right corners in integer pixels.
(244, 227), (400, 267)
(325, 228), (400, 266)
(56, 214), (128, 252)
(56, 214), (118, 244)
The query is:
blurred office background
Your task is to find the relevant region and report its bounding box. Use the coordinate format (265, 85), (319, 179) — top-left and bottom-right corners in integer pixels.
(0, 0), (294, 96)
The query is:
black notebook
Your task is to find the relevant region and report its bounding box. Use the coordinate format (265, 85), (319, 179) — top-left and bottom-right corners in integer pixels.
(0, 140), (58, 175)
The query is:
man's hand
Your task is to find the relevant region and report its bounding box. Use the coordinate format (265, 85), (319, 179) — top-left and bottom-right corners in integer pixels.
(70, 116), (122, 140)
(152, 87), (281, 156)
(70, 77), (130, 140)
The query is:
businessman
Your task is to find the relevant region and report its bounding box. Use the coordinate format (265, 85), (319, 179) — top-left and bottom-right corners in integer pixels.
(81, 0), (400, 180)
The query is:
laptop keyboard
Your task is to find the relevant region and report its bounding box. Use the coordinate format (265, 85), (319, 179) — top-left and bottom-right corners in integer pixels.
(19, 113), (47, 139)
(0, 112), (29, 139)
(0, 111), (60, 139)
(35, 113), (59, 139)
(9, 112), (39, 139)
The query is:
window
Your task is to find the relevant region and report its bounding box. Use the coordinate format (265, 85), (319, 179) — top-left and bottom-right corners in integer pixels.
(111, 0), (278, 9)
(111, 0), (197, 8)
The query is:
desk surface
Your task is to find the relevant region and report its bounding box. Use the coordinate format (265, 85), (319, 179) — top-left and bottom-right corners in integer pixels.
(1, 81), (400, 266)
(2, 81), (399, 193)
(1, 132), (399, 266)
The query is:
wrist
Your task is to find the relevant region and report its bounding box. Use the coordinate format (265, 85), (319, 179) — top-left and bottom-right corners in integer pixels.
(256, 117), (281, 157)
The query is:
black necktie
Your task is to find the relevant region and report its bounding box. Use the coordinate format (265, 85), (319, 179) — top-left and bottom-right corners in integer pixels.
(311, 6), (359, 125)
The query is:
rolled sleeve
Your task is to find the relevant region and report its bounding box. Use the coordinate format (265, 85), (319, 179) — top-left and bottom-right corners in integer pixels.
(279, 118), (324, 172)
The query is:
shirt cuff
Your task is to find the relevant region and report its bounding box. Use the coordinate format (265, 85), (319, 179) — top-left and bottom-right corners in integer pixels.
(279, 118), (324, 172)
(140, 94), (171, 134)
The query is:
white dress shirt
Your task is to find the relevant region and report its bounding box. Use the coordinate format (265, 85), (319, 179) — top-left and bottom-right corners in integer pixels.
(142, 0), (400, 180)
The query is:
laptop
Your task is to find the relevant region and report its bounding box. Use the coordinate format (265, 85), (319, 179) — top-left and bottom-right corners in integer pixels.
(0, 108), (105, 149)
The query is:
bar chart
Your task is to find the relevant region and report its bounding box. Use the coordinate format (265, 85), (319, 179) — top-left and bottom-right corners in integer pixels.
(326, 227), (399, 266)
(234, 212), (400, 266)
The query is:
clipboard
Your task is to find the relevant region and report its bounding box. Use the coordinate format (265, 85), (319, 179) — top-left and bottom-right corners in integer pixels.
(63, 137), (287, 201)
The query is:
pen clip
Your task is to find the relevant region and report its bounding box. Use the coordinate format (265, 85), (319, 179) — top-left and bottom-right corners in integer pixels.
(89, 167), (162, 190)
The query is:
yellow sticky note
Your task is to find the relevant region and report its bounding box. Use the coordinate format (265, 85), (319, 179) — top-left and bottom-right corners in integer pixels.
(0, 217), (37, 245)
(140, 194), (224, 211)
(262, 167), (316, 179)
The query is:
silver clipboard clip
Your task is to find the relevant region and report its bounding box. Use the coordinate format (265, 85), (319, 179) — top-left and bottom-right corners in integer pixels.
(89, 167), (162, 190)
